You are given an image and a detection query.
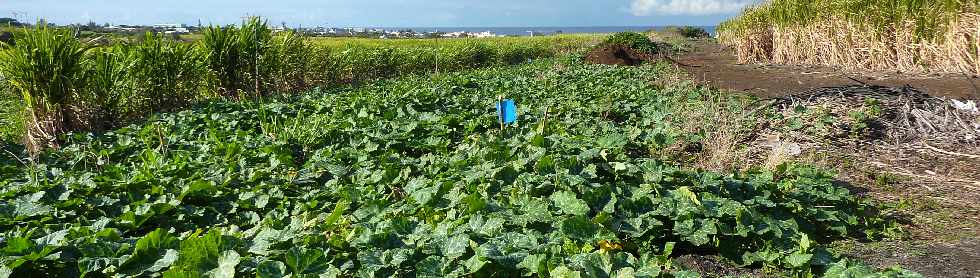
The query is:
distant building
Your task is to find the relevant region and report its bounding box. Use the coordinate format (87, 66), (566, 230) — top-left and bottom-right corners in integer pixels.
(152, 23), (185, 29)
(471, 31), (497, 38)
(105, 25), (138, 32)
(164, 27), (190, 35)
(442, 31), (466, 38)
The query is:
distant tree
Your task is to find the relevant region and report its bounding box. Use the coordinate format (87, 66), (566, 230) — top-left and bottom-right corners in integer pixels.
(82, 21), (97, 31)
(0, 18), (21, 26)
(665, 26), (709, 39)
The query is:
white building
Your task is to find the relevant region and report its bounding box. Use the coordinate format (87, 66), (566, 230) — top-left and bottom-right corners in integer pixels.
(153, 24), (184, 29)
(105, 25), (138, 32)
(442, 31), (466, 38)
(471, 31), (498, 38)
(164, 27), (190, 35)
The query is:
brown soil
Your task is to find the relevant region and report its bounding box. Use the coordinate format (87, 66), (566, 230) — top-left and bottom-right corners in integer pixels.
(584, 45), (646, 66)
(841, 145), (980, 278)
(835, 239), (980, 278)
(674, 41), (980, 100)
(674, 255), (763, 277)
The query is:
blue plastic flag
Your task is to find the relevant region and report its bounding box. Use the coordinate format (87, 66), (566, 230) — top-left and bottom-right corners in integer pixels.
(497, 99), (517, 124)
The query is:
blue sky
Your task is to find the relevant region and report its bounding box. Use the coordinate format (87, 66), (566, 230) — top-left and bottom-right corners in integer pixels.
(4, 0), (759, 27)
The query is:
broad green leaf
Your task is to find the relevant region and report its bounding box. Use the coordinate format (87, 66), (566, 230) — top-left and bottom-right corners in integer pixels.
(462, 254), (487, 274)
(207, 251), (240, 278)
(675, 186), (701, 206)
(256, 260), (286, 278)
(785, 252), (813, 268)
(323, 200), (349, 227)
(10, 192), (52, 218)
(552, 191), (589, 216)
(517, 253), (547, 275)
(572, 252), (612, 277)
(560, 216), (600, 240)
(118, 229), (180, 276)
(149, 249), (180, 273)
(524, 198), (552, 222)
(169, 229), (224, 275)
(416, 256), (446, 278)
(673, 270), (701, 278)
(550, 266), (582, 278)
(249, 227), (290, 256)
(285, 247), (329, 275)
(1, 238), (33, 255)
(613, 267), (636, 278)
(405, 177), (439, 205)
(444, 234), (470, 260)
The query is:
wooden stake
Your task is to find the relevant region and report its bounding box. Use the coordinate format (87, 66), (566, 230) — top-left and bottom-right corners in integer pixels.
(498, 95), (504, 131)
(538, 106), (549, 134)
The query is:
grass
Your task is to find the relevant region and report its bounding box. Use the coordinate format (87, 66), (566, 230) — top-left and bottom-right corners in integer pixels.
(0, 86), (24, 144)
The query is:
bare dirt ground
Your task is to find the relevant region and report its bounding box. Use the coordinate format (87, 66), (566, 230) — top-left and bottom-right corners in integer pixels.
(673, 41), (980, 100)
(672, 40), (980, 278)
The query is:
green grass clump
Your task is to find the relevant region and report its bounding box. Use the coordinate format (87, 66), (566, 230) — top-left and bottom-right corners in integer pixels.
(602, 32), (671, 55)
(664, 26), (711, 39)
(604, 32), (656, 52)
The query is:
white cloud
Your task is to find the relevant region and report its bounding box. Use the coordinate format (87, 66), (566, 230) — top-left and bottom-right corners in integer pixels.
(629, 0), (758, 16)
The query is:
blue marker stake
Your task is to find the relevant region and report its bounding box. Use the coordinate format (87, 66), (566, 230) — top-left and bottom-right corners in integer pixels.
(497, 99), (518, 126)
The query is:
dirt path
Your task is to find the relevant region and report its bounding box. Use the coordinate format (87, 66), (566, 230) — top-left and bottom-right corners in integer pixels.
(674, 41), (980, 100)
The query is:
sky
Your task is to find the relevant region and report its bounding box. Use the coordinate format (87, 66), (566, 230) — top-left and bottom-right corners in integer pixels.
(3, 0), (760, 27)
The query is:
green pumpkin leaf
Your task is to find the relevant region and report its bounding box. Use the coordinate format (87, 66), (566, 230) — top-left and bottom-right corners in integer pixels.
(552, 191), (589, 216)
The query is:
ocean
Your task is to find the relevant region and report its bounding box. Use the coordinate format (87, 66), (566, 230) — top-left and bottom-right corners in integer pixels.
(373, 26), (718, 37)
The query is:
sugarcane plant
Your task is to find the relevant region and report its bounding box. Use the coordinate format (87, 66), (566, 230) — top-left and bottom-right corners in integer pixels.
(0, 23), (88, 154)
(84, 45), (131, 128)
(201, 16), (272, 99)
(717, 0), (979, 74)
